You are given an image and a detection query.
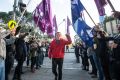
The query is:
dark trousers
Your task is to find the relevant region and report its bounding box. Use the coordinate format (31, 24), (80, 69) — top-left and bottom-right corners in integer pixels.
(13, 60), (24, 80)
(113, 62), (120, 80)
(52, 58), (63, 80)
(31, 57), (36, 70)
(100, 56), (112, 80)
(5, 59), (13, 80)
(82, 54), (89, 70)
(26, 56), (30, 66)
(75, 52), (80, 63)
(89, 55), (97, 75)
(5, 52), (14, 80)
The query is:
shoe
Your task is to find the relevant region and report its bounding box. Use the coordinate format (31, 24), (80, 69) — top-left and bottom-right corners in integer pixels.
(86, 66), (89, 71)
(31, 68), (35, 73)
(76, 61), (80, 63)
(55, 76), (57, 80)
(21, 72), (24, 74)
(91, 75), (97, 78)
(88, 72), (94, 75)
(86, 69), (89, 71)
(36, 67), (39, 69)
(82, 68), (86, 70)
(13, 78), (22, 80)
(39, 65), (41, 68)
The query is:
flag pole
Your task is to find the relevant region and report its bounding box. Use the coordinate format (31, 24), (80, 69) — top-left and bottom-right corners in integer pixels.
(107, 0), (116, 11)
(82, 5), (97, 26)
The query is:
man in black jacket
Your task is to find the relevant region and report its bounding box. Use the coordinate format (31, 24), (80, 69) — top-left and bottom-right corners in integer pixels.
(112, 40), (120, 80)
(13, 33), (28, 80)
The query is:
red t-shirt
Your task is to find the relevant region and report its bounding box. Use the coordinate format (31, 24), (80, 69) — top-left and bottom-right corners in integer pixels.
(48, 38), (71, 58)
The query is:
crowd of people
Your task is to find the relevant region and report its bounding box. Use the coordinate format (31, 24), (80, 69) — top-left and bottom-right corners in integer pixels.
(74, 27), (120, 80)
(0, 11), (120, 80)
(0, 27), (50, 80)
(73, 11), (120, 80)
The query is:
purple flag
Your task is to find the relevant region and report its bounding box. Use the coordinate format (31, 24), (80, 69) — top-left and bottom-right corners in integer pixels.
(53, 15), (58, 34)
(67, 16), (71, 34)
(33, 1), (45, 32)
(33, 0), (53, 36)
(94, 0), (106, 16)
(100, 0), (107, 7)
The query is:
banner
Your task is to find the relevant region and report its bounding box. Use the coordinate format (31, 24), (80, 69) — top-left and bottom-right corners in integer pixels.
(33, 0), (53, 36)
(94, 0), (106, 16)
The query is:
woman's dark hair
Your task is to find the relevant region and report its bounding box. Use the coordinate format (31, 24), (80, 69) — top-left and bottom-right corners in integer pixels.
(98, 31), (105, 38)
(15, 26), (21, 36)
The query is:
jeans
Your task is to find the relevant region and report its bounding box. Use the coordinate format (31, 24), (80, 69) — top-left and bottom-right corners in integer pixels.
(93, 53), (104, 80)
(39, 53), (44, 65)
(0, 58), (5, 80)
(52, 58), (63, 80)
(89, 55), (97, 75)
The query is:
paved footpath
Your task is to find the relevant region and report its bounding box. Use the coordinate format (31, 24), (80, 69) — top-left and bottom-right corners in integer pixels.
(9, 51), (97, 80)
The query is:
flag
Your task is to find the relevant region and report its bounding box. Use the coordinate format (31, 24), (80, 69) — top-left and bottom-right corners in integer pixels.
(74, 18), (93, 46)
(53, 15), (58, 34)
(94, 0), (106, 16)
(71, 0), (93, 46)
(66, 16), (71, 34)
(33, 1), (45, 32)
(71, 0), (84, 24)
(99, 16), (105, 23)
(99, 0), (107, 7)
(33, 0), (53, 36)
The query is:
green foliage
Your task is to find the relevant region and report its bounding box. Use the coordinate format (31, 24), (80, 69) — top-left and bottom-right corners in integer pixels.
(0, 11), (32, 23)
(0, 12), (10, 23)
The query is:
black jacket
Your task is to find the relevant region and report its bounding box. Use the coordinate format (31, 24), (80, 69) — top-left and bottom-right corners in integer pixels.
(113, 45), (120, 62)
(15, 38), (27, 61)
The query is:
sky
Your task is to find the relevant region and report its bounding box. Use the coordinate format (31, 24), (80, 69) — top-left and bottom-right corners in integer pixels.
(0, 0), (120, 40)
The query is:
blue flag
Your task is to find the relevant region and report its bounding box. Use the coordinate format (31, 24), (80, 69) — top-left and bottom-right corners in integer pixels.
(74, 18), (93, 46)
(71, 0), (84, 24)
(71, 0), (93, 46)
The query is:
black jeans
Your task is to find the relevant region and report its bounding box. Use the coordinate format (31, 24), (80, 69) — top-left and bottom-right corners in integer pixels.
(82, 53), (89, 70)
(75, 52), (80, 63)
(13, 60), (24, 80)
(52, 58), (63, 80)
(5, 58), (13, 80)
(113, 61), (120, 80)
(31, 57), (36, 70)
(100, 56), (112, 80)
(26, 55), (30, 66)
